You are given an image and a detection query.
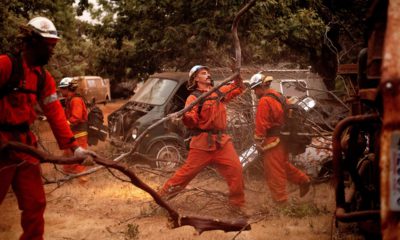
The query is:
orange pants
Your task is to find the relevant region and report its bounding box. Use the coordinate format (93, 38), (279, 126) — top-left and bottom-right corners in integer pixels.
(263, 142), (309, 202)
(63, 135), (87, 174)
(161, 141), (245, 207)
(0, 161), (46, 240)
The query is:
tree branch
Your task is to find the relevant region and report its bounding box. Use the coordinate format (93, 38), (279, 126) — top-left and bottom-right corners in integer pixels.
(2, 141), (250, 234)
(232, 0), (257, 72)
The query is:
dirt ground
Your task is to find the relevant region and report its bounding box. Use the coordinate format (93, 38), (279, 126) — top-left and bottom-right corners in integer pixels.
(0, 100), (360, 240)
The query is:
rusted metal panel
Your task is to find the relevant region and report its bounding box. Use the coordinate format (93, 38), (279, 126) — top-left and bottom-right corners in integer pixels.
(337, 64), (358, 75)
(367, 23), (385, 79)
(380, 0), (400, 238)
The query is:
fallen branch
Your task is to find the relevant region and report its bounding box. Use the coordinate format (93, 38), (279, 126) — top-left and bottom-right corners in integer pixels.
(2, 141), (250, 233)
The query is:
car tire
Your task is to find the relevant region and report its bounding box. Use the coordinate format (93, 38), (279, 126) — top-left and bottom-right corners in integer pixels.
(148, 141), (185, 170)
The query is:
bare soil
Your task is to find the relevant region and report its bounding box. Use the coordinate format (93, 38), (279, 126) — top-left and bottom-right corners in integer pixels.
(0, 100), (358, 240)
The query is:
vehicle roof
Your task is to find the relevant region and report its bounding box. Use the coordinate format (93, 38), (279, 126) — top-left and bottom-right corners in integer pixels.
(150, 71), (239, 84)
(150, 72), (189, 83)
(73, 76), (101, 79)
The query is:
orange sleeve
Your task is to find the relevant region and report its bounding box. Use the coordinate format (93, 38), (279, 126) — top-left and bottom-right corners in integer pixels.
(255, 97), (272, 139)
(219, 81), (243, 102)
(182, 94), (200, 128)
(39, 71), (78, 150)
(0, 55), (12, 88)
(68, 97), (85, 125)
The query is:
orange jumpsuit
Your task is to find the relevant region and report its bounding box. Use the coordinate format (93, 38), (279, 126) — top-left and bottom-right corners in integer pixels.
(160, 81), (245, 207)
(255, 89), (309, 203)
(0, 54), (78, 240)
(63, 96), (88, 174)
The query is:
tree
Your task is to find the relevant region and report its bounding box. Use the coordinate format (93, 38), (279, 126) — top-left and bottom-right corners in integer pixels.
(0, 0), (92, 79)
(1, 0), (371, 88)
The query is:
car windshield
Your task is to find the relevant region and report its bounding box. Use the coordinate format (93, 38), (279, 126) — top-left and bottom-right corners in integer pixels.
(130, 78), (178, 105)
(281, 80), (308, 97)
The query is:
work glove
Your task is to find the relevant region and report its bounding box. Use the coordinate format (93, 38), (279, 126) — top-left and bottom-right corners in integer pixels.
(169, 112), (182, 126)
(73, 147), (97, 166)
(74, 147), (97, 166)
(74, 146), (96, 158)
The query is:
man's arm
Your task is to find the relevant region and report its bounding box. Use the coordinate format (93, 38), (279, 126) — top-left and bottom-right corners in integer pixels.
(254, 97), (272, 139)
(0, 55), (12, 88)
(182, 94), (200, 128)
(68, 97), (86, 125)
(38, 71), (78, 150)
(219, 75), (244, 102)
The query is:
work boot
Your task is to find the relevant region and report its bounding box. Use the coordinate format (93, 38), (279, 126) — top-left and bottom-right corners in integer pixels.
(299, 181), (311, 198)
(230, 205), (250, 218)
(157, 186), (181, 200)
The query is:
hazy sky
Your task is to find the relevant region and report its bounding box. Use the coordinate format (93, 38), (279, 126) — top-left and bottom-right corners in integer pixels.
(75, 0), (98, 23)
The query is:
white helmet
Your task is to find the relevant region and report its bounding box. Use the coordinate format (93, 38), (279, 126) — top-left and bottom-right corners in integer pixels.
(249, 73), (273, 89)
(59, 77), (78, 90)
(27, 17), (60, 39)
(188, 65), (209, 80)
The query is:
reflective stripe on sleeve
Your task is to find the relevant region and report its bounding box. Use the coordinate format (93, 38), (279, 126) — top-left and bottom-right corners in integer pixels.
(74, 131), (88, 138)
(42, 93), (58, 105)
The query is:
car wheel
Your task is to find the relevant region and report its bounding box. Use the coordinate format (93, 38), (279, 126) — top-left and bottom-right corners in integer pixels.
(148, 141), (185, 170)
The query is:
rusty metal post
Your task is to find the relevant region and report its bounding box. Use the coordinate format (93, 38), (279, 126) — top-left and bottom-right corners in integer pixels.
(380, 0), (400, 238)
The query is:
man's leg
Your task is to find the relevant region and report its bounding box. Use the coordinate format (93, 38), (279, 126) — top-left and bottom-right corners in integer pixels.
(12, 162), (46, 240)
(0, 162), (17, 204)
(263, 143), (288, 203)
(213, 142), (245, 207)
(285, 162), (310, 184)
(160, 148), (211, 196)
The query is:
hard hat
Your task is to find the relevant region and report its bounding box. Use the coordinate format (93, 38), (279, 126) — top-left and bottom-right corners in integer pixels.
(249, 73), (273, 89)
(27, 17), (60, 39)
(188, 65), (209, 80)
(59, 77), (78, 90)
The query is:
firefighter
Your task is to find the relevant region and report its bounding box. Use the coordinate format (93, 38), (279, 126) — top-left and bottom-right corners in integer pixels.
(159, 65), (246, 208)
(0, 17), (95, 240)
(58, 78), (89, 176)
(249, 73), (310, 204)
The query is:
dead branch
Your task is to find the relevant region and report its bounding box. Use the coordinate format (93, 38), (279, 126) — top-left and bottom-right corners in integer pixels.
(2, 141), (250, 233)
(232, 0), (256, 72)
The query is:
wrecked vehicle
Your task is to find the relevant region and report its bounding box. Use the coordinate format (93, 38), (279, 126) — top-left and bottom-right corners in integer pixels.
(108, 72), (191, 168)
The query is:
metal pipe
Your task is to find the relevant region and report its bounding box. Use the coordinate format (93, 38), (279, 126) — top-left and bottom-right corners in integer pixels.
(332, 114), (380, 208)
(335, 207), (380, 223)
